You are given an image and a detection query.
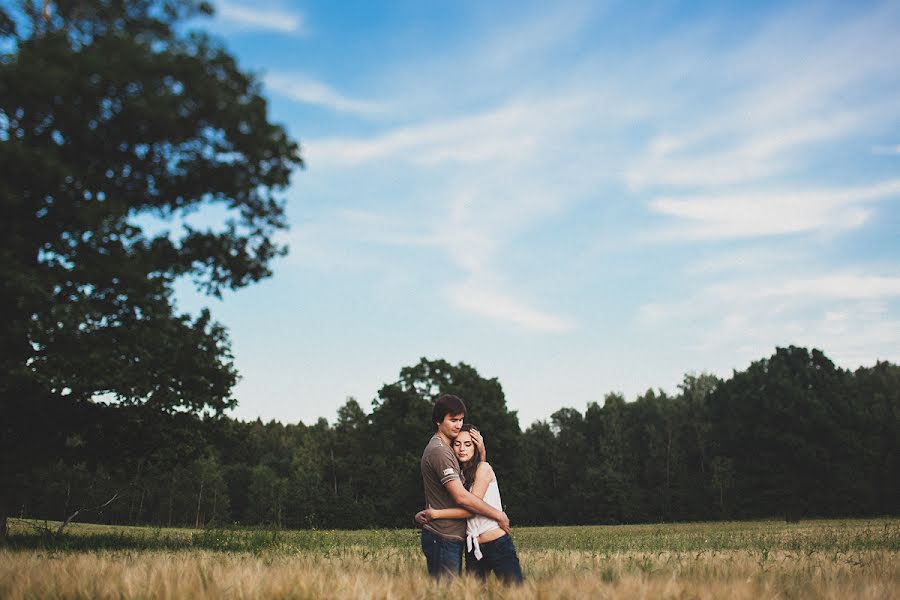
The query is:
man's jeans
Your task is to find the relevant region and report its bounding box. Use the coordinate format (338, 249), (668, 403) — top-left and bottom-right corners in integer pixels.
(465, 534), (524, 584)
(421, 528), (463, 578)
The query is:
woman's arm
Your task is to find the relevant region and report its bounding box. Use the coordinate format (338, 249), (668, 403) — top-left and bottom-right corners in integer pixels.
(469, 462), (495, 499)
(413, 464), (497, 524)
(444, 479), (510, 534)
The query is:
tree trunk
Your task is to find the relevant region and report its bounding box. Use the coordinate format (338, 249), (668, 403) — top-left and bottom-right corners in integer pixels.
(62, 480), (71, 524)
(57, 509), (83, 535)
(330, 447), (338, 496)
(167, 472), (176, 527)
(195, 479), (204, 528)
(665, 427), (672, 517)
(130, 460), (144, 525)
(0, 495), (8, 544)
(128, 493), (136, 525)
(137, 488), (145, 526)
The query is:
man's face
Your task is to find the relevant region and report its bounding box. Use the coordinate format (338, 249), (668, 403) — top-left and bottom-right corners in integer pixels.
(437, 413), (464, 440)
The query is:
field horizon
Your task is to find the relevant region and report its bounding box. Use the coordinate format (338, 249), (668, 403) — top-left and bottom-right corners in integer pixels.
(2, 517), (898, 598)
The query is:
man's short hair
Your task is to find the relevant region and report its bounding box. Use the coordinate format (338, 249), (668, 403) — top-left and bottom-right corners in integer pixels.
(432, 394), (466, 429)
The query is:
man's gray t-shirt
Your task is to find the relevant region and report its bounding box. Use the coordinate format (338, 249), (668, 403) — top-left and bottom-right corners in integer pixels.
(421, 435), (466, 541)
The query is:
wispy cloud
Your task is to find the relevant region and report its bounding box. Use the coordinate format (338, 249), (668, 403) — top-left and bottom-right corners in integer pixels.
(448, 280), (575, 333)
(628, 110), (866, 188)
(286, 199), (575, 333)
(637, 266), (900, 371)
(307, 101), (546, 167)
(627, 4), (900, 190)
(707, 273), (900, 302)
(638, 266), (900, 331)
(265, 74), (385, 116)
(214, 1), (304, 34)
(286, 2), (900, 341)
(872, 144), (900, 155)
(648, 179), (900, 240)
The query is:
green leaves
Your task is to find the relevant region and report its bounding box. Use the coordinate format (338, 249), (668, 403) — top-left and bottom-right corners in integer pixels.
(1, 0), (301, 411)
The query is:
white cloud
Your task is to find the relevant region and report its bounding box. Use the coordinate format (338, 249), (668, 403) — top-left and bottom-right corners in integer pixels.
(448, 280), (575, 333)
(684, 246), (799, 276)
(648, 179), (900, 240)
(637, 266), (900, 373)
(709, 273), (900, 302)
(626, 4), (900, 190)
(303, 85), (642, 170)
(629, 111), (866, 188)
(872, 144), (900, 155)
(215, 1), (304, 34)
(307, 100), (546, 168)
(265, 74), (385, 116)
(286, 2), (900, 340)
(638, 266), (900, 329)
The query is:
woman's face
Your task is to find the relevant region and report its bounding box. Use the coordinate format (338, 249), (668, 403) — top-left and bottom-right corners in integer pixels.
(453, 431), (475, 463)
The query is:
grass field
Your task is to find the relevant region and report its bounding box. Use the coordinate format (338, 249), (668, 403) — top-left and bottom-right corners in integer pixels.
(2, 518), (898, 598)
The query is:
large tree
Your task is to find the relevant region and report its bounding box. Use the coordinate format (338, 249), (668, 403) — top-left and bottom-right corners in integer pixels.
(367, 358), (522, 527)
(0, 0), (302, 540)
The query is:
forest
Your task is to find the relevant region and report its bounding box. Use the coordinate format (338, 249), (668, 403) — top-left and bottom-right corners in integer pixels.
(10, 347), (899, 530)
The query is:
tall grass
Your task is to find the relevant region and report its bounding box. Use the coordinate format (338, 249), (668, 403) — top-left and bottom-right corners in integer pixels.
(2, 519), (897, 599)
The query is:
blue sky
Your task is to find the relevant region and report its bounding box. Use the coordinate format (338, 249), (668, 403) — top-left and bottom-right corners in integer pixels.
(176, 0), (900, 428)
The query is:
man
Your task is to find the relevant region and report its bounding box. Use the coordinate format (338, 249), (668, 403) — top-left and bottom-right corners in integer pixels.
(419, 394), (510, 578)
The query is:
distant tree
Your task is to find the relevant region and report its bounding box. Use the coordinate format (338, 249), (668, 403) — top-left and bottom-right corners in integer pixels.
(677, 373), (718, 478)
(367, 378), (434, 527)
(0, 0), (302, 541)
(848, 361), (900, 514)
(365, 358), (522, 527)
(549, 407), (588, 521)
(515, 420), (557, 524)
(393, 358), (522, 475)
(594, 393), (637, 522)
(708, 346), (850, 519)
(671, 373), (720, 519)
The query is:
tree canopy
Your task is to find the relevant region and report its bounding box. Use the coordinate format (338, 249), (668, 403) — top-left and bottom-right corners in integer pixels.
(9, 348), (898, 533)
(0, 0), (303, 540)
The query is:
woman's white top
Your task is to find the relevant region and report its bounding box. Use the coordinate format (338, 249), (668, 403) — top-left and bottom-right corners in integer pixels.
(466, 469), (503, 560)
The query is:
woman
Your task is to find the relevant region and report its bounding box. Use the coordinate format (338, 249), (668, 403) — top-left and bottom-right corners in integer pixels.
(416, 424), (524, 584)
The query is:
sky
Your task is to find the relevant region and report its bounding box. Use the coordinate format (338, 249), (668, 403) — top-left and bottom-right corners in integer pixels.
(173, 0), (900, 429)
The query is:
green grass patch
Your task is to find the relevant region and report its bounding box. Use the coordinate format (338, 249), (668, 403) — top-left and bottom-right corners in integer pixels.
(7, 517), (899, 555)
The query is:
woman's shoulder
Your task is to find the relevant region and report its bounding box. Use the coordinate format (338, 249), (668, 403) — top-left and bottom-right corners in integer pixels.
(475, 461), (496, 480)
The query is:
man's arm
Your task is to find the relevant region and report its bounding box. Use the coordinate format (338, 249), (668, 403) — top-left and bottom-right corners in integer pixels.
(444, 479), (510, 534)
(415, 464), (494, 524)
(415, 506), (473, 524)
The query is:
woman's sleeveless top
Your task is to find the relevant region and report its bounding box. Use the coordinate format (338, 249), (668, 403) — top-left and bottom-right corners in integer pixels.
(466, 475), (503, 560)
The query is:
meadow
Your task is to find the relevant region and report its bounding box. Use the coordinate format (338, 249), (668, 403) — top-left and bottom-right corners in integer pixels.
(2, 518), (898, 599)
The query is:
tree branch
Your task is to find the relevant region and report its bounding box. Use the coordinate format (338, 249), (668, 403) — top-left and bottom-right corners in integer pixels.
(56, 488), (126, 535)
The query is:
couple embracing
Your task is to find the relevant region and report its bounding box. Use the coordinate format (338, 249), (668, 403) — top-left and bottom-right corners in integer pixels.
(416, 394), (524, 583)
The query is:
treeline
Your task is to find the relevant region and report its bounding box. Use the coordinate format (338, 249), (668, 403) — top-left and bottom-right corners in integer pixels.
(13, 346), (899, 530)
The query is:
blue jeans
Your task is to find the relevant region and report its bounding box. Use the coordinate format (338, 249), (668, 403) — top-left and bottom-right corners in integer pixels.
(421, 528), (463, 579)
(465, 534), (524, 584)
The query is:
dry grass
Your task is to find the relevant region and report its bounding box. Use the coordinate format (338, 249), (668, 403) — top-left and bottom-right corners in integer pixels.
(1, 519), (897, 599)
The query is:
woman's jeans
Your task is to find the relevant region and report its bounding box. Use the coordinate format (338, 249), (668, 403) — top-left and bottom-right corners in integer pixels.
(421, 528), (463, 578)
(465, 534), (524, 584)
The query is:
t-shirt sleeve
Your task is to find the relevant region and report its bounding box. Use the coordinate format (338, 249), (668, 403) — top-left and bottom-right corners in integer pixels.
(426, 445), (460, 485)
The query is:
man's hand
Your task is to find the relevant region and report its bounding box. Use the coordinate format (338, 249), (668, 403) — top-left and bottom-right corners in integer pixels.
(497, 510), (510, 534)
(470, 428), (487, 463)
(414, 508), (435, 526)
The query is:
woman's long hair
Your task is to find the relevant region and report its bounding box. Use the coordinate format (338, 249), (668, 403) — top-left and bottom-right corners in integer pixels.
(457, 424), (482, 491)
